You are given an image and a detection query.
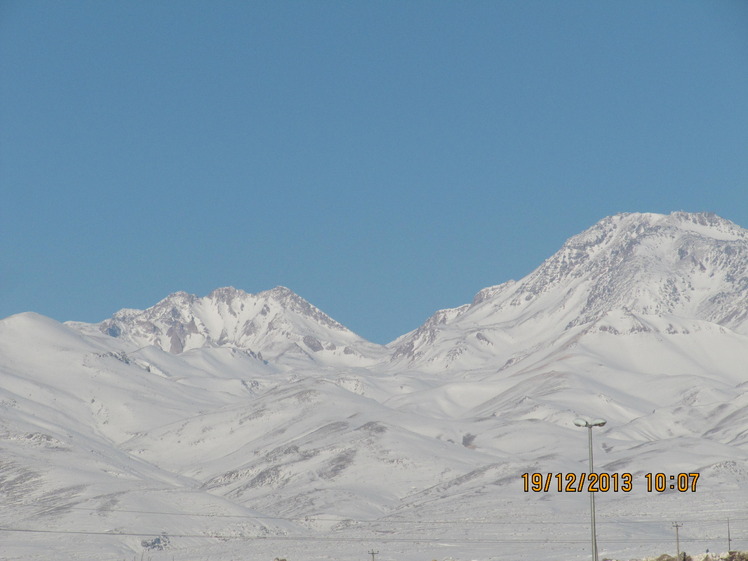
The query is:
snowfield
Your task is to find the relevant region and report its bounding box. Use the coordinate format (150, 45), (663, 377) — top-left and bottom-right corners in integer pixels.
(1, 212), (748, 561)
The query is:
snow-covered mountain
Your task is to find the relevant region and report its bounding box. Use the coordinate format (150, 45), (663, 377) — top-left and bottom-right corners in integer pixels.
(390, 211), (748, 371)
(2, 211), (748, 561)
(72, 285), (387, 366)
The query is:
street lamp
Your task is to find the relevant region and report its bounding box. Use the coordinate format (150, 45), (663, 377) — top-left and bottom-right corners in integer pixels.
(574, 417), (607, 561)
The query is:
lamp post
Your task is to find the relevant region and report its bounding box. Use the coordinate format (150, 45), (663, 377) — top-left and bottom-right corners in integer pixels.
(574, 417), (607, 561)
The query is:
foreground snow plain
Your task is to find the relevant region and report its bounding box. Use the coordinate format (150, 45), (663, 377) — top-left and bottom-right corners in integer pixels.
(1, 213), (748, 561)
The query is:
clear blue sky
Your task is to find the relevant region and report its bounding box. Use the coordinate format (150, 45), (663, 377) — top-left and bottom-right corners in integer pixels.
(2, 1), (747, 344)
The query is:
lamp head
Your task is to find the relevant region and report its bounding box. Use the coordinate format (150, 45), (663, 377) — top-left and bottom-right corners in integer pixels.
(573, 418), (607, 428)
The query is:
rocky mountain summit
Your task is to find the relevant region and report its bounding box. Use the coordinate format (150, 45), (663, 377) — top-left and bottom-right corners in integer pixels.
(390, 211), (748, 370)
(79, 285), (387, 366)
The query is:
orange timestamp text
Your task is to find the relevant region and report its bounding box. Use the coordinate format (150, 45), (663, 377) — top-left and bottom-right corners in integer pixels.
(521, 472), (700, 493)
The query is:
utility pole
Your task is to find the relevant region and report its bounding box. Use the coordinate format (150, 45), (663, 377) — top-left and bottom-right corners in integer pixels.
(673, 522), (682, 560)
(728, 518), (732, 552)
(368, 550), (379, 561)
(574, 418), (606, 561)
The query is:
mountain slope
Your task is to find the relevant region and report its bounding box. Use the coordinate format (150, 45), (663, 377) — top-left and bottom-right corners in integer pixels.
(0, 312), (303, 559)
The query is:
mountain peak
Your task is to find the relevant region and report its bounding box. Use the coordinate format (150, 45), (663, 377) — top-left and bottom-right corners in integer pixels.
(90, 287), (386, 365)
(265, 285), (294, 298)
(566, 212), (745, 252)
(517, 211), (747, 309)
(206, 286), (246, 301)
(391, 211), (748, 369)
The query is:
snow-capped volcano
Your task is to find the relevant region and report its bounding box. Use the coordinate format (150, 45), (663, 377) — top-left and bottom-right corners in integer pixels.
(75, 285), (387, 366)
(390, 212), (748, 370)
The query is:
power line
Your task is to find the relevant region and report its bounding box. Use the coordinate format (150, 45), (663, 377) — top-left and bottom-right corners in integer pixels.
(30, 505), (748, 527)
(0, 525), (745, 545)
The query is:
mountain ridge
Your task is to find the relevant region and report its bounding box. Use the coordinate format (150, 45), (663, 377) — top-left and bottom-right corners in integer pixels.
(70, 212), (748, 372)
(4, 210), (747, 560)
